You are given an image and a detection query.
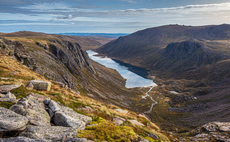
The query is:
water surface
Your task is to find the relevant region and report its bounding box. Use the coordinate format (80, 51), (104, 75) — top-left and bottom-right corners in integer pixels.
(87, 50), (157, 88)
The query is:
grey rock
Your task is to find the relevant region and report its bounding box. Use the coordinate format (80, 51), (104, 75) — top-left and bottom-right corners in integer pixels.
(113, 117), (125, 126)
(3, 92), (16, 99)
(53, 111), (85, 129)
(19, 125), (78, 141)
(43, 99), (51, 105)
(148, 133), (159, 140)
(48, 100), (60, 112)
(10, 93), (50, 126)
(0, 137), (51, 142)
(27, 80), (51, 91)
(202, 122), (218, 132)
(114, 109), (128, 114)
(202, 122), (230, 132)
(128, 120), (144, 126)
(0, 84), (21, 93)
(0, 107), (28, 131)
(0, 98), (17, 103)
(78, 106), (94, 112)
(210, 132), (230, 142)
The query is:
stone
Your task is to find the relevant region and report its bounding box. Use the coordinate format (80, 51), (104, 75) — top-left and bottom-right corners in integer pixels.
(43, 99), (51, 105)
(53, 111), (86, 130)
(0, 84), (21, 93)
(0, 77), (10, 80)
(78, 106), (94, 112)
(3, 92), (16, 99)
(48, 100), (60, 112)
(148, 133), (159, 140)
(19, 125), (78, 141)
(0, 107), (28, 131)
(0, 98), (16, 103)
(27, 80), (51, 91)
(114, 109), (128, 114)
(113, 117), (126, 126)
(10, 93), (50, 126)
(213, 122), (230, 132)
(26, 82), (34, 89)
(0, 137), (51, 142)
(64, 138), (93, 142)
(128, 120), (145, 126)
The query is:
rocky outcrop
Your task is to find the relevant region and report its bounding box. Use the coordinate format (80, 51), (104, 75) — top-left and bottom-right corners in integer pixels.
(113, 117), (126, 126)
(19, 125), (78, 141)
(27, 80), (51, 91)
(10, 93), (50, 126)
(0, 38), (36, 70)
(0, 92), (17, 103)
(0, 107), (28, 131)
(190, 122), (230, 141)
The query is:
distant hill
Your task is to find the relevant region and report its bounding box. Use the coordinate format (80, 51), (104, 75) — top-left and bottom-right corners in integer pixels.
(59, 33), (129, 38)
(96, 24), (230, 129)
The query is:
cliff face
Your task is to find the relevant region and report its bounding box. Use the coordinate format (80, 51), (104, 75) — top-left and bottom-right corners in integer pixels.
(0, 35), (94, 89)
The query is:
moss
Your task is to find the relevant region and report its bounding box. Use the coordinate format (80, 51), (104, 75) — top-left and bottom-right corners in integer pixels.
(78, 121), (137, 142)
(0, 102), (16, 109)
(11, 86), (29, 99)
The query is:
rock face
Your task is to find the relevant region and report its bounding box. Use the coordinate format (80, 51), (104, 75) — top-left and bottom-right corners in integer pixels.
(10, 93), (50, 126)
(19, 125), (78, 141)
(0, 84), (21, 94)
(0, 107), (28, 131)
(0, 37), (36, 69)
(27, 80), (51, 91)
(0, 137), (51, 142)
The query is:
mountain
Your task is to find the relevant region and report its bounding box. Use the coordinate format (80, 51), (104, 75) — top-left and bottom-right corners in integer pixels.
(96, 24), (230, 132)
(59, 33), (129, 38)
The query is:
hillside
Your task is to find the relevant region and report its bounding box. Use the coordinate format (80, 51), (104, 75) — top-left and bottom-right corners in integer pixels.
(96, 24), (230, 134)
(0, 54), (171, 141)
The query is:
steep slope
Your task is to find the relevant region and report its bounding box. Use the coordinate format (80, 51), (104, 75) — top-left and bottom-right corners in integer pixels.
(0, 54), (171, 141)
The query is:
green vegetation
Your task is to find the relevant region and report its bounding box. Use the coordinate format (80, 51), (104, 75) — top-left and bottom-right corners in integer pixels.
(0, 102), (16, 109)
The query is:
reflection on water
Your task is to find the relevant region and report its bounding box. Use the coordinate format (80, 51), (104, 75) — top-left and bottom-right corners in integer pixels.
(87, 50), (157, 88)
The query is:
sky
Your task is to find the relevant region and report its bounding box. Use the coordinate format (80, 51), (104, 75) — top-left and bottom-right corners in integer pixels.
(1, 0), (230, 33)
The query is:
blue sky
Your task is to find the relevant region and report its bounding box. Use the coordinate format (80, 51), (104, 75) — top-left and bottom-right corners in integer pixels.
(1, 0), (230, 33)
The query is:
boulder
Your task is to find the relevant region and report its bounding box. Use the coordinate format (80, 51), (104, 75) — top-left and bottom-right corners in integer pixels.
(27, 80), (51, 91)
(10, 93), (50, 126)
(78, 106), (94, 112)
(44, 100), (92, 124)
(3, 92), (16, 99)
(128, 120), (145, 126)
(0, 107), (28, 131)
(113, 117), (126, 126)
(0, 98), (17, 103)
(19, 125), (78, 141)
(48, 100), (60, 112)
(0, 94), (5, 98)
(114, 109), (128, 114)
(0, 84), (21, 93)
(202, 122), (218, 132)
(210, 132), (230, 142)
(0, 137), (51, 142)
(53, 111), (86, 129)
